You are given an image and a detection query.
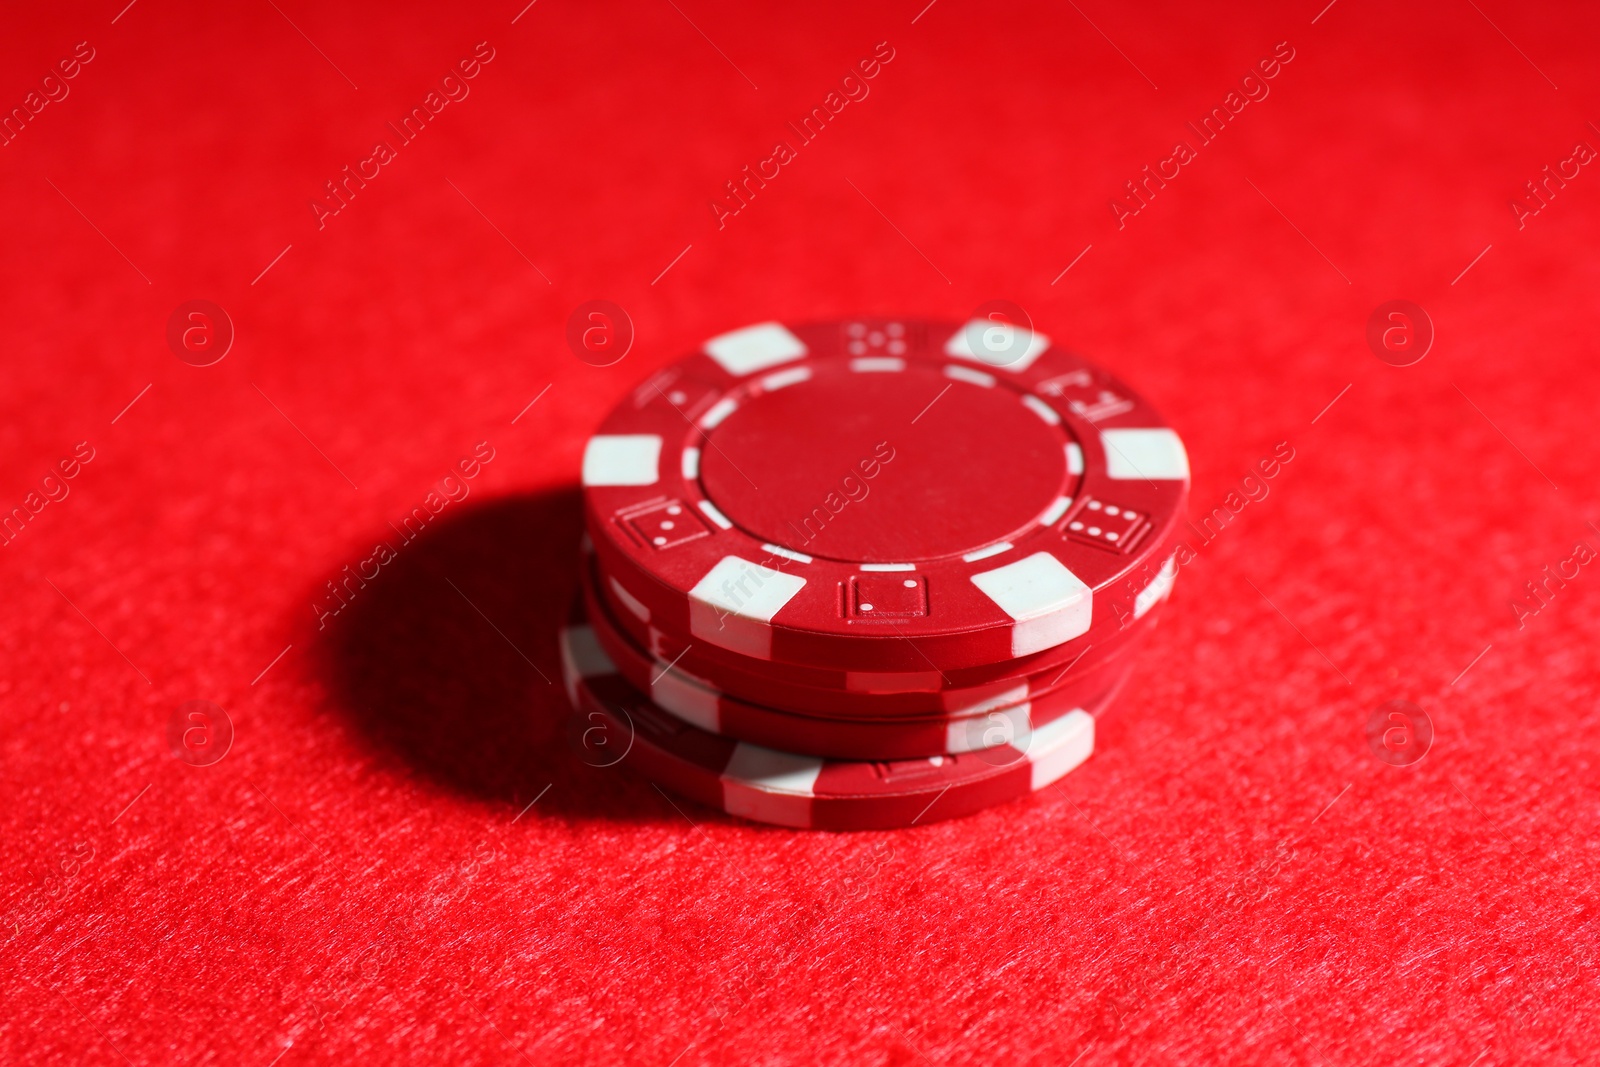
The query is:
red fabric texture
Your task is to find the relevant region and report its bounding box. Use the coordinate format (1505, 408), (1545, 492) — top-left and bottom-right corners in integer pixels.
(4, 1), (1599, 1063)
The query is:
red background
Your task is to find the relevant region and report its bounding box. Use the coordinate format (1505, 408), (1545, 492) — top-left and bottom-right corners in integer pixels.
(4, 0), (1599, 1063)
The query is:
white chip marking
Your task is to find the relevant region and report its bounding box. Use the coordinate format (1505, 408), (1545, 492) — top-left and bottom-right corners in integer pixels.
(562, 625), (614, 677)
(850, 357), (905, 372)
(651, 668), (722, 732)
(681, 447), (701, 479)
(697, 500), (734, 530)
(722, 744), (822, 827)
(760, 366), (812, 392)
(947, 702), (1032, 754)
(762, 543), (813, 563)
(1135, 556), (1177, 619)
(1065, 443), (1083, 475)
(1022, 394), (1062, 425)
(943, 364), (996, 387)
(689, 556), (808, 658)
(859, 563), (915, 572)
(962, 542), (1013, 563)
(943, 320), (1051, 372)
(970, 552), (1093, 657)
(581, 434), (662, 486)
(609, 577), (651, 622)
(1101, 428), (1190, 480)
(1038, 496), (1072, 527)
(691, 557), (807, 619)
(699, 397), (738, 430)
(558, 624), (615, 706)
(703, 322), (808, 376)
(1026, 710), (1095, 789)
(943, 682), (1029, 715)
(724, 744), (824, 793)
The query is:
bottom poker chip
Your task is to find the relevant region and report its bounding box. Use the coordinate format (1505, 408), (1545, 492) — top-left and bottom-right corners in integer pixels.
(560, 617), (1109, 831)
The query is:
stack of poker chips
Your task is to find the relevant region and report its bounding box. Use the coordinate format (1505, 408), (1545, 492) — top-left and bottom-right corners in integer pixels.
(563, 319), (1188, 830)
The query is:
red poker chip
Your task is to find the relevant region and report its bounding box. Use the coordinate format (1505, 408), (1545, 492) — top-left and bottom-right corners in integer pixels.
(581, 319), (1188, 674)
(579, 566), (1135, 759)
(593, 544), (1175, 715)
(559, 617), (1110, 831)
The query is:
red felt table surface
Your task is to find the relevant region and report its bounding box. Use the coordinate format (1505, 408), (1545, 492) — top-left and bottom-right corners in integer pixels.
(3, 0), (1599, 1063)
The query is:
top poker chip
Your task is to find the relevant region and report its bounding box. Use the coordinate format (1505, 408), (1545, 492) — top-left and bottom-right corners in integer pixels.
(581, 319), (1188, 673)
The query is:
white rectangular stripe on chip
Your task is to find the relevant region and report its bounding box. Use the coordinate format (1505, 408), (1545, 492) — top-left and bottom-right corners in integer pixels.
(761, 366), (812, 391)
(1101, 428), (1190, 480)
(581, 434), (663, 487)
(1038, 496), (1072, 527)
(681, 447), (700, 479)
(651, 669), (722, 732)
(859, 563), (915, 572)
(947, 702), (1031, 754)
(697, 500), (733, 529)
(969, 552), (1093, 657)
(721, 743), (822, 828)
(1022, 395), (1061, 425)
(850, 357), (905, 372)
(688, 556), (808, 659)
(609, 576), (650, 622)
(962, 542), (1013, 563)
(1135, 556), (1177, 619)
(558, 644), (578, 706)
(558, 625), (615, 706)
(1026, 709), (1095, 789)
(942, 320), (1051, 372)
(1065, 443), (1083, 475)
(703, 322), (808, 376)
(699, 397), (738, 430)
(944, 364), (996, 387)
(943, 682), (1029, 715)
(762, 543), (813, 563)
